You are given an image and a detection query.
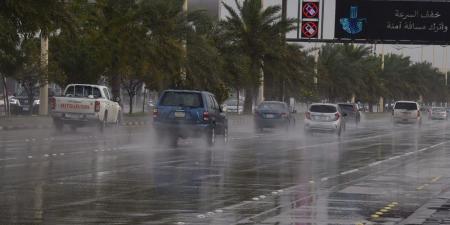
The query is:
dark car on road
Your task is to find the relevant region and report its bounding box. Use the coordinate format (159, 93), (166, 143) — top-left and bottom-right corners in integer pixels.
(153, 90), (228, 147)
(254, 101), (294, 132)
(337, 103), (361, 124)
(10, 94), (39, 115)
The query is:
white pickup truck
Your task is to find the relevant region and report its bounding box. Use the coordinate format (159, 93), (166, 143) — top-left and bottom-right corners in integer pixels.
(50, 84), (122, 131)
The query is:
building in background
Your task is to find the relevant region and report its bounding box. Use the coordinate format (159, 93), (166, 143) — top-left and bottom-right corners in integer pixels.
(188, 0), (220, 19)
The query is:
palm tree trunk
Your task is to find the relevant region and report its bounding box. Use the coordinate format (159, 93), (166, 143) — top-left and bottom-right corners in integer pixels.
(2, 75), (9, 116)
(243, 88), (253, 114)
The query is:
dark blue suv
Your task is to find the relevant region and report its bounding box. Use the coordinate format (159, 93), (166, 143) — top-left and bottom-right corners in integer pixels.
(153, 90), (228, 147)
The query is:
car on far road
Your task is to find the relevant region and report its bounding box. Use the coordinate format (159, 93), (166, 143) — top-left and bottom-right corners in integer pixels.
(430, 107), (448, 120)
(304, 103), (346, 136)
(338, 103), (361, 124)
(254, 101), (293, 132)
(8, 93), (39, 115)
(392, 101), (421, 125)
(222, 99), (244, 114)
(153, 90), (228, 147)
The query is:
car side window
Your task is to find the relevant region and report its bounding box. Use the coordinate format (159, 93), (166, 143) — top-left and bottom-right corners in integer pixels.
(93, 88), (101, 98)
(206, 95), (213, 111)
(65, 86), (74, 97)
(103, 88), (110, 100)
(211, 96), (219, 110)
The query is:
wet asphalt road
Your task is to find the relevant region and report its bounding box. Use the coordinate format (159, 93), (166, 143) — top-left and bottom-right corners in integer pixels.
(1, 114), (450, 224)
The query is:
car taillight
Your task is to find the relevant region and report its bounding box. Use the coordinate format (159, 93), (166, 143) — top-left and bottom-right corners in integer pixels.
(334, 112), (340, 121)
(153, 108), (159, 118)
(94, 101), (100, 112)
(281, 112), (288, 118)
(203, 111), (209, 121)
(50, 97), (56, 110)
(305, 112), (311, 120)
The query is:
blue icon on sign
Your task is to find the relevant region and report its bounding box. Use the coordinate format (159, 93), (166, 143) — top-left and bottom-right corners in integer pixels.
(340, 6), (366, 34)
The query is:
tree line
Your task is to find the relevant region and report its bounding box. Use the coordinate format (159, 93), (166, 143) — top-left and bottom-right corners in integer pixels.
(0, 0), (448, 115)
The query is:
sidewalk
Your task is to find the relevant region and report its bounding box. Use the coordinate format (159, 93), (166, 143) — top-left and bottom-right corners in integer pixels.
(0, 114), (152, 130)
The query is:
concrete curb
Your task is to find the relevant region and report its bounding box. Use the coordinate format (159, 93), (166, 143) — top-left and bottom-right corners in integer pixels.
(0, 120), (151, 131)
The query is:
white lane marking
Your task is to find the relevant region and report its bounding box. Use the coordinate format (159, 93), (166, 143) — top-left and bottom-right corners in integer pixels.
(388, 156), (401, 160)
(340, 169), (359, 175)
(52, 154), (57, 156)
(368, 161), (382, 167)
(0, 157), (17, 161)
(27, 156), (33, 159)
(44, 154), (49, 157)
(215, 209), (223, 213)
(176, 222), (185, 225)
(197, 214), (206, 219)
(321, 177), (329, 181)
(259, 195), (266, 199)
(206, 212), (214, 216)
(252, 197), (260, 201)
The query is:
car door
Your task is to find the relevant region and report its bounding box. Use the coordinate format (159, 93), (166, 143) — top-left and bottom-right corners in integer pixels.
(210, 95), (225, 131)
(102, 87), (114, 123)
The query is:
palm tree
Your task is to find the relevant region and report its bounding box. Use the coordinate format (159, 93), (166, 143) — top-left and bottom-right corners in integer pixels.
(220, 0), (295, 113)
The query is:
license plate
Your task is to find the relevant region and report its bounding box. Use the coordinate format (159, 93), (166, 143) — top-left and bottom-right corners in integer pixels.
(65, 113), (81, 118)
(22, 106), (29, 111)
(174, 111), (185, 118)
(265, 114), (275, 118)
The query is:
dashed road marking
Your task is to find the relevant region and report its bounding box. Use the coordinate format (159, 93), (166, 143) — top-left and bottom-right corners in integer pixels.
(340, 169), (359, 175)
(431, 176), (442, 183)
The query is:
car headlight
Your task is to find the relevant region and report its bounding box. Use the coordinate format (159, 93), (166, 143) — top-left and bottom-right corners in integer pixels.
(33, 100), (40, 105)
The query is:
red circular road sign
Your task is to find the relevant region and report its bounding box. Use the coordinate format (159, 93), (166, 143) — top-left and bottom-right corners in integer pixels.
(302, 2), (319, 18)
(302, 22), (318, 38)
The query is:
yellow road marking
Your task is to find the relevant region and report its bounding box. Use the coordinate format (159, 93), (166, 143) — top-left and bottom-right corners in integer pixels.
(380, 209), (388, 212)
(375, 211), (383, 215)
(417, 186), (424, 190)
(371, 214), (380, 218)
(431, 176), (442, 183)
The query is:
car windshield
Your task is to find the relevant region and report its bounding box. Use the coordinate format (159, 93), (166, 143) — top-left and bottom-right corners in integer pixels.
(395, 102), (417, 110)
(225, 100), (243, 106)
(433, 108), (445, 112)
(338, 104), (354, 112)
(310, 105), (337, 113)
(258, 102), (286, 110)
(160, 92), (203, 107)
(65, 86), (101, 98)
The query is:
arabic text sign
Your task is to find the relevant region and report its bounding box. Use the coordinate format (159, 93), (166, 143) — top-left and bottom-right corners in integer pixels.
(335, 0), (450, 42)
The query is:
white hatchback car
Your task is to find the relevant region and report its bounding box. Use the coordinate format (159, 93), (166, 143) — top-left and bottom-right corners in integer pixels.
(392, 101), (421, 125)
(430, 107), (448, 120)
(304, 103), (346, 136)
